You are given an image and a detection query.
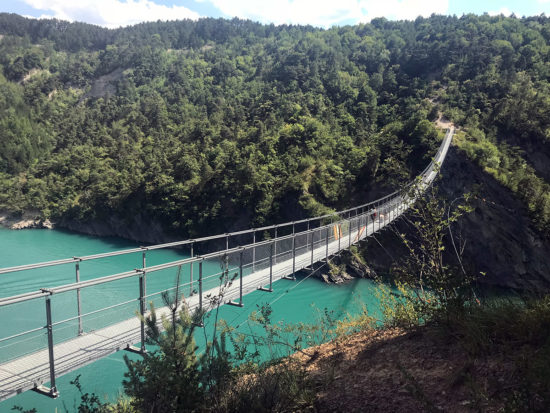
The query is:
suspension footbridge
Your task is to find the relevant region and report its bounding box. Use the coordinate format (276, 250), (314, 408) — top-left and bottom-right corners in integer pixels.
(0, 127), (453, 401)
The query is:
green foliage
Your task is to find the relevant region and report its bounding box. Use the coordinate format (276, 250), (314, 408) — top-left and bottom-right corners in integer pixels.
(333, 304), (377, 336)
(122, 303), (204, 413)
(214, 359), (315, 413)
(375, 282), (435, 328)
(392, 180), (475, 324)
(69, 375), (112, 413)
(11, 406), (37, 413)
(0, 13), (471, 236)
(435, 296), (550, 412)
(451, 296), (550, 357)
(5, 14), (549, 236)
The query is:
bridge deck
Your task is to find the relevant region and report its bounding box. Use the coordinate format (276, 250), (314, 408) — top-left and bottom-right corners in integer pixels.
(0, 214), (399, 402)
(0, 127), (453, 402)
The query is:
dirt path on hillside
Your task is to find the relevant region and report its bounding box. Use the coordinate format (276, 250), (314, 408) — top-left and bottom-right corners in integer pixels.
(294, 327), (514, 412)
(435, 112), (453, 130)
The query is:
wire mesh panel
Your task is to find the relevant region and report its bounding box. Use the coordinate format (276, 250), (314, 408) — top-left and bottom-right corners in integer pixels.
(294, 232), (310, 260)
(0, 299), (47, 364)
(249, 241), (273, 274)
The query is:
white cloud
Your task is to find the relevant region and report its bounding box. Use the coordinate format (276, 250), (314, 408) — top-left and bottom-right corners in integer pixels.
(202, 0), (361, 27)
(23, 0), (200, 28)
(205, 0), (449, 27)
(488, 7), (513, 17)
(362, 0), (449, 21)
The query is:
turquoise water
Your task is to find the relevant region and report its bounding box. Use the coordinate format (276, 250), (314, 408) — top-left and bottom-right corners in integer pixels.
(0, 228), (381, 412)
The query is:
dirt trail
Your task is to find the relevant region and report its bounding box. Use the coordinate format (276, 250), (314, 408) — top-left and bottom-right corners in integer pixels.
(435, 111), (453, 130)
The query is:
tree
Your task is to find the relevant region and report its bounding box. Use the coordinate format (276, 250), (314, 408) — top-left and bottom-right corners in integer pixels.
(390, 176), (475, 323)
(122, 268), (204, 413)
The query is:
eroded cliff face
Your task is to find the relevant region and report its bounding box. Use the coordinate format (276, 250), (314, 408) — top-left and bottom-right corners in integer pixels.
(358, 146), (550, 292)
(440, 146), (550, 291)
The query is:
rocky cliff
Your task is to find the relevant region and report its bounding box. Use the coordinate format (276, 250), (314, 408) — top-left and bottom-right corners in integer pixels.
(357, 145), (550, 292)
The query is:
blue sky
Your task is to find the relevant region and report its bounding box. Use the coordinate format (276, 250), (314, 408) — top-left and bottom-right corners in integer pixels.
(1, 0), (549, 29)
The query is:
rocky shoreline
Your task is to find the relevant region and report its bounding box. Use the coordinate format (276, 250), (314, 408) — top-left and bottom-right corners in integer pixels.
(316, 250), (377, 284)
(0, 211), (54, 230)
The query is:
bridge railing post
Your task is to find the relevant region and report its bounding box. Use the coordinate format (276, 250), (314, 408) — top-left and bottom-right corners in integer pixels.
(325, 226), (329, 261)
(142, 251), (147, 311)
(230, 250), (245, 306)
(378, 201), (382, 230)
(199, 260), (203, 313)
(269, 242), (273, 290)
(291, 234), (296, 280)
(190, 243), (194, 296)
(139, 273), (146, 353)
(239, 250), (244, 305)
(74, 260), (83, 335)
(252, 231), (256, 272)
(356, 211), (361, 243)
(310, 228), (314, 267)
(45, 295), (58, 397)
(338, 220), (341, 253)
(348, 214), (352, 248)
(274, 226), (278, 265)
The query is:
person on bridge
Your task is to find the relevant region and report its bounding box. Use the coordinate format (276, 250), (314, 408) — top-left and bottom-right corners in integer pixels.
(370, 208), (377, 221)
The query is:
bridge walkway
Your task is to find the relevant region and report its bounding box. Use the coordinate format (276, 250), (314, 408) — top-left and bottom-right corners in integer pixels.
(0, 127), (454, 401)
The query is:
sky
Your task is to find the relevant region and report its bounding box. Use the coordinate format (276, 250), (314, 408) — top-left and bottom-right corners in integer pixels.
(1, 0), (549, 29)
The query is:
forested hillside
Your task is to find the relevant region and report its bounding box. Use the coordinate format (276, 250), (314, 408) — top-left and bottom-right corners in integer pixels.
(0, 13), (549, 241)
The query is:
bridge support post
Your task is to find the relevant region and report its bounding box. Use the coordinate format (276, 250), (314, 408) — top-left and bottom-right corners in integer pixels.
(252, 231), (256, 272)
(226, 234), (229, 251)
(377, 202), (381, 231)
(193, 261), (203, 326)
(311, 229), (314, 267)
(75, 261), (83, 335)
(338, 222), (341, 253)
(238, 250), (244, 305)
(269, 242), (273, 290)
(356, 213), (361, 244)
(325, 226), (329, 262)
(139, 273), (146, 353)
(199, 261), (203, 312)
(292, 235), (296, 279)
(348, 215), (352, 248)
(190, 243), (194, 296)
(142, 251), (147, 311)
(44, 295), (58, 397)
(274, 226), (278, 265)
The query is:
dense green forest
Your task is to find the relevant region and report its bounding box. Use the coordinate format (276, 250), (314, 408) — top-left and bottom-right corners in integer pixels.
(0, 13), (549, 238)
